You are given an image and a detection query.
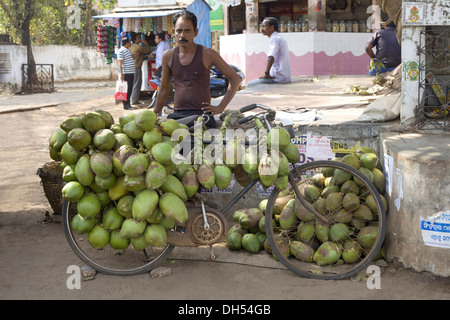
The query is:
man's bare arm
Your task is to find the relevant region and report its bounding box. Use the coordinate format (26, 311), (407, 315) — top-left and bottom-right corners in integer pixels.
(365, 43), (375, 59)
(153, 50), (174, 115)
(202, 48), (241, 115)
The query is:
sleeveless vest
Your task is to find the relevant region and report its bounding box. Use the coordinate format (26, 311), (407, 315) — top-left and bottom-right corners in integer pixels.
(171, 45), (210, 111)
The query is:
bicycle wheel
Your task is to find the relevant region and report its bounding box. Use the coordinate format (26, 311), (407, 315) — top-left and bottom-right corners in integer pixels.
(62, 200), (174, 276)
(265, 160), (386, 280)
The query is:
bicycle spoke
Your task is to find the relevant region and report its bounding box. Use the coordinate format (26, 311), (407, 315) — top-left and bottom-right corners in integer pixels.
(265, 160), (386, 280)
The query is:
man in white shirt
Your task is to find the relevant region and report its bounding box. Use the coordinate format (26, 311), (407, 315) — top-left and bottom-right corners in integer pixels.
(246, 17), (291, 87)
(151, 33), (171, 78)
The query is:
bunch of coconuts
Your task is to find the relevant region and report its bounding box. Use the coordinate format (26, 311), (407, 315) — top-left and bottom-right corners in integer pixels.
(226, 146), (387, 267)
(47, 109), (301, 251)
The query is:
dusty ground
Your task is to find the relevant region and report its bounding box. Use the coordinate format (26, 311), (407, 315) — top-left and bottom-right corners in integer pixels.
(0, 80), (449, 302)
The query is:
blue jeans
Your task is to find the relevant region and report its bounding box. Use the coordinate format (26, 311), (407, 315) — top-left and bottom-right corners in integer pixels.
(246, 78), (276, 87)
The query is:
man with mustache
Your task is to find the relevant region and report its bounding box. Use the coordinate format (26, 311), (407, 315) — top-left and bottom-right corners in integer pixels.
(153, 10), (241, 128)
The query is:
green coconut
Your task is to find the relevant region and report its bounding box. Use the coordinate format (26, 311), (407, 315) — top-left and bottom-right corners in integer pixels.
(90, 152), (113, 178)
(214, 164), (232, 189)
(60, 115), (83, 133)
(95, 173), (116, 190)
(145, 161), (167, 189)
(124, 174), (146, 193)
(241, 147), (259, 174)
(142, 127), (162, 150)
(74, 154), (95, 186)
(132, 189), (159, 221)
(134, 110), (157, 131)
(290, 241), (314, 262)
(342, 240), (363, 264)
(114, 133), (134, 148)
(77, 193), (101, 219)
(360, 153), (378, 170)
(281, 142), (300, 164)
(119, 112), (136, 127)
(82, 111), (105, 134)
(241, 233), (260, 254)
(267, 126), (291, 149)
(151, 142), (174, 166)
(159, 192), (188, 224)
(62, 181), (85, 202)
(109, 230), (130, 250)
(67, 128), (91, 151)
(226, 232), (242, 250)
(94, 109), (114, 128)
(93, 129), (115, 151)
(159, 174), (188, 202)
(144, 224), (167, 247)
(112, 145), (137, 176)
(197, 164), (215, 189)
(181, 167), (199, 198)
(122, 153), (149, 177)
(102, 206), (125, 231)
(159, 118), (180, 136)
(119, 218), (147, 239)
(343, 193), (360, 211)
(108, 175), (128, 201)
(146, 206), (164, 224)
(117, 194), (134, 218)
(356, 226), (378, 249)
(62, 164), (77, 182)
(71, 213), (96, 234)
(87, 224), (109, 249)
(313, 241), (341, 266)
(49, 127), (67, 151)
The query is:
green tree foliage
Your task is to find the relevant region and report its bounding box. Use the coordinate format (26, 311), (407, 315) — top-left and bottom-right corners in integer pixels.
(0, 0), (117, 45)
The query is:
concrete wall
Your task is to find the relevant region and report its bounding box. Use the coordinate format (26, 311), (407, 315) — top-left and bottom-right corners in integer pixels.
(381, 132), (450, 277)
(0, 45), (117, 93)
(220, 32), (372, 84)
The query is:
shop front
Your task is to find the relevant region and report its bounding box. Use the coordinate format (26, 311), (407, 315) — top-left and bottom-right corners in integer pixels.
(220, 0), (381, 83)
(93, 0), (212, 91)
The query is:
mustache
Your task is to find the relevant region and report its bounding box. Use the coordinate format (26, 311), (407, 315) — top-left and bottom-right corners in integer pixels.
(179, 38), (188, 43)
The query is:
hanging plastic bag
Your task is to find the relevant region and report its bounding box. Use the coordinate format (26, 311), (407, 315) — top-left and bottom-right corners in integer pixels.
(114, 81), (128, 101)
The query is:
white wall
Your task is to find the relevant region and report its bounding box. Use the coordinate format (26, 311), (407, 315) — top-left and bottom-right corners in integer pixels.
(0, 45), (117, 93)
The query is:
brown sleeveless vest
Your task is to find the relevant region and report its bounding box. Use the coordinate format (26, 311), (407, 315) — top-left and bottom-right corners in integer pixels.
(170, 45), (211, 111)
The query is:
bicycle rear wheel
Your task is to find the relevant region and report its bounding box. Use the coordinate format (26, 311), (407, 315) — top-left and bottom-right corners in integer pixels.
(265, 160), (386, 280)
(62, 200), (174, 276)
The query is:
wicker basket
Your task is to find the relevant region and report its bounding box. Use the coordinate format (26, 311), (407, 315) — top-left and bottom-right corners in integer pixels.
(37, 161), (67, 215)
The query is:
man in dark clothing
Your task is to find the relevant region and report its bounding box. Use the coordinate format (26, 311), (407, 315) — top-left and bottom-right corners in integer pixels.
(365, 22), (401, 75)
(153, 11), (241, 128)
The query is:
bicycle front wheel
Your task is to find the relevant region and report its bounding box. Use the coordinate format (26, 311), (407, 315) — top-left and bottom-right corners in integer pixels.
(265, 160), (386, 280)
(62, 200), (174, 276)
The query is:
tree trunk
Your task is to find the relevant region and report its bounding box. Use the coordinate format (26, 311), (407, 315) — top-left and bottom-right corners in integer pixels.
(24, 0), (36, 67)
(84, 0), (94, 46)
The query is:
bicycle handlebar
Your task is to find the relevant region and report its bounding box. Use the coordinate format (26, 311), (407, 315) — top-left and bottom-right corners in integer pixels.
(239, 104), (273, 113)
(238, 104), (275, 125)
(238, 115), (255, 125)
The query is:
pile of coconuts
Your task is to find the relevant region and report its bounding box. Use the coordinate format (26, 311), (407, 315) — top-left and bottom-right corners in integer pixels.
(47, 109), (301, 251)
(227, 146), (387, 267)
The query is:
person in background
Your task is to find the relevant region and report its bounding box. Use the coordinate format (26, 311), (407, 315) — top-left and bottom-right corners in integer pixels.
(130, 32), (152, 106)
(151, 33), (171, 78)
(365, 21), (401, 76)
(246, 17), (291, 87)
(117, 37), (136, 110)
(153, 10), (241, 128)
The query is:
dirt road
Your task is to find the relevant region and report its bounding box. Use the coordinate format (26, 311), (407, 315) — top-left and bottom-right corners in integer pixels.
(0, 82), (448, 302)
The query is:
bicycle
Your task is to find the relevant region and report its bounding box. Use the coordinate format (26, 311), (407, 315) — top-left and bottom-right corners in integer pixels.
(62, 104), (386, 280)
